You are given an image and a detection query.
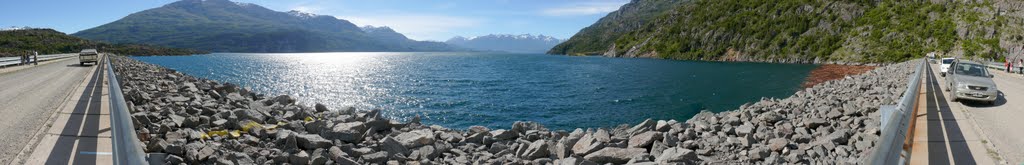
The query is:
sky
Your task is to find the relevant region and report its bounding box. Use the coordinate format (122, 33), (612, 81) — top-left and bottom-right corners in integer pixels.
(0, 0), (629, 41)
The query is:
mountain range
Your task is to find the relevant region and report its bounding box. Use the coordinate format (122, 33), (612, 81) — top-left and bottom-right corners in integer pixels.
(446, 34), (564, 53)
(551, 0), (1024, 63)
(73, 0), (458, 53)
(0, 28), (205, 57)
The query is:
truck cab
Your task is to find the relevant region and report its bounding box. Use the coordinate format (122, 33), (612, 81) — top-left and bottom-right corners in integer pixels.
(79, 49), (98, 66)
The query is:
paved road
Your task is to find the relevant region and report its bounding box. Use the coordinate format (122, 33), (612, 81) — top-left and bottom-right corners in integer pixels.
(25, 56), (112, 164)
(909, 64), (990, 164)
(909, 61), (1022, 164)
(952, 63), (1024, 164)
(0, 57), (95, 164)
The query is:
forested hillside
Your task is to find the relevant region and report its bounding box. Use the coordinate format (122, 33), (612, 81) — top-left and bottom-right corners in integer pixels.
(551, 0), (1024, 63)
(547, 0), (684, 56)
(0, 28), (206, 57)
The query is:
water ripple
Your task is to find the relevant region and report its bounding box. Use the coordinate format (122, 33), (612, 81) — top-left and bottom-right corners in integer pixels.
(133, 52), (815, 130)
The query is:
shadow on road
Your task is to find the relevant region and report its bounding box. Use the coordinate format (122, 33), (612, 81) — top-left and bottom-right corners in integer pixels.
(47, 58), (104, 164)
(959, 91), (1007, 108)
(66, 64), (94, 67)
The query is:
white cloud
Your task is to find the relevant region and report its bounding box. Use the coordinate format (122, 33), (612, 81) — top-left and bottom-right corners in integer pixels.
(341, 14), (481, 41)
(541, 1), (629, 16)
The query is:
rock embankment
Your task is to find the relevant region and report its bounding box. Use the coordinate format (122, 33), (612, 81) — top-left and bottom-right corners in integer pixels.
(111, 55), (917, 164)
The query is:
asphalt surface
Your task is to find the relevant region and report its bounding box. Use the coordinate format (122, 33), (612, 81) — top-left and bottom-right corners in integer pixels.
(953, 63), (1024, 164)
(0, 57), (95, 164)
(24, 56), (113, 165)
(922, 65), (977, 164)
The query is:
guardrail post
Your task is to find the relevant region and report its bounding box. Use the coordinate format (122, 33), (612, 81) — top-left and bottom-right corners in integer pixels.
(879, 105), (896, 132)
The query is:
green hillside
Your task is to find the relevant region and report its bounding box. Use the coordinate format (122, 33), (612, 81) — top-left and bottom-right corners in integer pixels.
(0, 28), (206, 57)
(547, 0), (684, 56)
(551, 0), (1019, 63)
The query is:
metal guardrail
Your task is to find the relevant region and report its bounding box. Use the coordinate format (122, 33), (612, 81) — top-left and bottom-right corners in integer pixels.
(0, 54), (77, 67)
(983, 61), (1024, 74)
(106, 55), (149, 165)
(865, 58), (926, 164)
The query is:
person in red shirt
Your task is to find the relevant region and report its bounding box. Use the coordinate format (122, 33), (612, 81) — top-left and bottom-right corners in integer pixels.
(1008, 58), (1012, 73)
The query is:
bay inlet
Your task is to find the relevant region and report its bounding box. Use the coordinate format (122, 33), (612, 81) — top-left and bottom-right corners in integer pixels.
(132, 52), (816, 130)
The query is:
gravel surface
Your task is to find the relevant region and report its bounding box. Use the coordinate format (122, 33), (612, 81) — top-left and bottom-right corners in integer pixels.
(0, 58), (94, 164)
(111, 55), (918, 164)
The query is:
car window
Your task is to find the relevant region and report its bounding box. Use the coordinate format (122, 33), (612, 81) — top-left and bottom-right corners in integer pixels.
(954, 63), (989, 77)
(942, 59), (954, 64)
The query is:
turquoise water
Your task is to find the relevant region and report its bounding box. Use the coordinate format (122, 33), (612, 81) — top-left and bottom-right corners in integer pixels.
(133, 52), (816, 130)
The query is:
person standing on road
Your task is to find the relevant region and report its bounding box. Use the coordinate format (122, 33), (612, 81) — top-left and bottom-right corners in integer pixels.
(1008, 58), (1012, 73)
(33, 51), (38, 65)
(1019, 59), (1024, 75)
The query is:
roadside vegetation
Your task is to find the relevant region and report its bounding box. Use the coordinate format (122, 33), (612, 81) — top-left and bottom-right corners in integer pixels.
(0, 28), (207, 57)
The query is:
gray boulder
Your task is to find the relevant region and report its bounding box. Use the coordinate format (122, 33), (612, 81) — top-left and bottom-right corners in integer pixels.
(556, 156), (598, 165)
(295, 134), (332, 150)
(380, 137), (411, 156)
(395, 129), (435, 148)
(572, 133), (604, 156)
(583, 147), (647, 164)
(768, 138), (789, 151)
(521, 140), (550, 159)
(655, 147), (697, 164)
(736, 123), (754, 136)
(628, 131), (662, 148)
(491, 129), (518, 140)
(468, 126), (489, 134)
(322, 122), (366, 142)
(290, 150), (310, 165)
(361, 151), (388, 164)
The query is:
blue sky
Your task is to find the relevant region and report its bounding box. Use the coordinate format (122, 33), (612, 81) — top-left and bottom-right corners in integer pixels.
(0, 0), (629, 41)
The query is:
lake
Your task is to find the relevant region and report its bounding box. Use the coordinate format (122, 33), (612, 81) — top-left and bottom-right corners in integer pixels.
(133, 52), (816, 130)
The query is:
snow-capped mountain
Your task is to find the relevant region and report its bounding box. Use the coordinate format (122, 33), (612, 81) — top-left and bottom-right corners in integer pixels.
(446, 34), (565, 53)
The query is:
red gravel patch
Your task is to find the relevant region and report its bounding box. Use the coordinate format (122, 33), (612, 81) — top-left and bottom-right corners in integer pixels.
(802, 64), (877, 88)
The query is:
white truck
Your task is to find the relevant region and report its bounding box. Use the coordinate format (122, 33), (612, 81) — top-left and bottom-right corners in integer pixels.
(79, 49), (98, 66)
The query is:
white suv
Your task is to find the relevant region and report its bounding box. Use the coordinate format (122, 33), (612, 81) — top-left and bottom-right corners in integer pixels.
(940, 58), (955, 77)
(79, 49), (99, 66)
